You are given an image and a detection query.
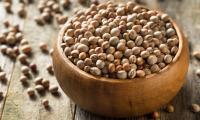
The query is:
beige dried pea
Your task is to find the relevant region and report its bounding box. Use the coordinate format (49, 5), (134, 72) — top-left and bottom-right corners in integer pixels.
(35, 85), (45, 92)
(106, 54), (114, 62)
(76, 60), (85, 69)
(124, 49), (133, 58)
(108, 63), (115, 73)
(42, 99), (49, 108)
(18, 54), (28, 64)
(140, 50), (150, 58)
(109, 36), (119, 46)
(150, 64), (160, 73)
(164, 54), (173, 64)
(77, 44), (89, 52)
(191, 104), (200, 113)
(166, 105), (175, 113)
(128, 69), (136, 79)
(0, 72), (6, 81)
(49, 85), (59, 93)
(42, 79), (50, 88)
(20, 75), (28, 84)
(34, 77), (43, 85)
(135, 36), (143, 46)
(132, 47), (141, 55)
(96, 60), (105, 69)
(136, 70), (145, 77)
(27, 88), (35, 97)
(46, 64), (54, 74)
(147, 55), (158, 65)
(166, 28), (175, 37)
(21, 66), (30, 75)
(21, 44), (32, 55)
(117, 70), (127, 79)
(39, 42), (48, 52)
(90, 67), (101, 76)
(114, 51), (123, 59)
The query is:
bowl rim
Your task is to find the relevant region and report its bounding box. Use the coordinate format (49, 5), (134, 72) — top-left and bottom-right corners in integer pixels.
(56, 7), (183, 83)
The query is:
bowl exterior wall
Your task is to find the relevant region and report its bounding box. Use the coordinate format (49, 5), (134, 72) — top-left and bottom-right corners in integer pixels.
(53, 26), (189, 117)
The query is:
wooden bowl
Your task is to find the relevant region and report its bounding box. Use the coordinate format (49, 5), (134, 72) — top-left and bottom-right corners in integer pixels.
(52, 15), (189, 117)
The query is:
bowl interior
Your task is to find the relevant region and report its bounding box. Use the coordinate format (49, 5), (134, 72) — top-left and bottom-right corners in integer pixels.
(56, 10), (183, 83)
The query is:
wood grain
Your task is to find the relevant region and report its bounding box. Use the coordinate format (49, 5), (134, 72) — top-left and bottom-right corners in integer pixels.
(158, 0), (200, 120)
(0, 0), (24, 118)
(1, 1), (75, 120)
(0, 0), (199, 120)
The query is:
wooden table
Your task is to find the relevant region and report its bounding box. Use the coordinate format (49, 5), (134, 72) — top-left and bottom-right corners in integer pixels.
(0, 0), (199, 120)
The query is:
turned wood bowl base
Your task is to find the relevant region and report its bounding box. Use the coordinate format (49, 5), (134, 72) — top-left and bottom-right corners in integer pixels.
(71, 79), (186, 118)
(75, 79), (186, 118)
(52, 8), (189, 118)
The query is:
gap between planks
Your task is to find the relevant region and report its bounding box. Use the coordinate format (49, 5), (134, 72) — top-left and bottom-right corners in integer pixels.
(0, 0), (26, 119)
(1, 1), (76, 120)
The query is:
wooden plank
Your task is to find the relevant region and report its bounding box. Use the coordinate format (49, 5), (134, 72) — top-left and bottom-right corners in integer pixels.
(1, 1), (75, 120)
(158, 0), (200, 120)
(0, 0), (24, 118)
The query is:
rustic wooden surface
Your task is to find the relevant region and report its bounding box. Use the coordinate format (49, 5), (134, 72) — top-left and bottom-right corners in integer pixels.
(0, 0), (199, 120)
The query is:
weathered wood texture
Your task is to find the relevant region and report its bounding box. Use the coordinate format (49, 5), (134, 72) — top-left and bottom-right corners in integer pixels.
(0, 0), (199, 120)
(0, 0), (24, 119)
(0, 1), (76, 120)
